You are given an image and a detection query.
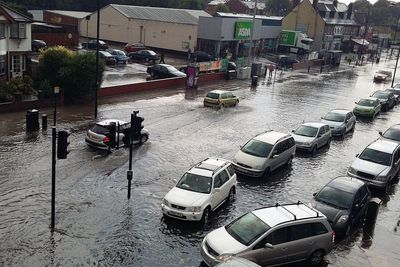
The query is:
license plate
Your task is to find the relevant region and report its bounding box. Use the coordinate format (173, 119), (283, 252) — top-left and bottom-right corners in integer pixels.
(169, 210), (183, 217)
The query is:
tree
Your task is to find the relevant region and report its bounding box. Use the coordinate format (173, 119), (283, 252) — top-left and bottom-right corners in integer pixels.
(265, 0), (291, 16)
(215, 4), (230, 13)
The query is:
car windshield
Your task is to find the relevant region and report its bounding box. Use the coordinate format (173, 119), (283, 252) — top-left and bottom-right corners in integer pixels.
(394, 84), (400, 89)
(241, 139), (273, 158)
(176, 172), (212, 194)
(315, 186), (353, 209)
(165, 65), (179, 72)
(383, 128), (400, 142)
(147, 50), (156, 55)
(294, 125), (318, 137)
(323, 112), (345, 122)
(225, 212), (271, 246)
(372, 92), (388, 99)
(116, 51), (125, 55)
(359, 148), (392, 166)
(358, 99), (376, 106)
(377, 70), (390, 75)
(206, 92), (220, 99)
(91, 124), (108, 135)
(100, 52), (113, 57)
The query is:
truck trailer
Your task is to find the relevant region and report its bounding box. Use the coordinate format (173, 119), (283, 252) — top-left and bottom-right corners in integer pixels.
(278, 30), (313, 54)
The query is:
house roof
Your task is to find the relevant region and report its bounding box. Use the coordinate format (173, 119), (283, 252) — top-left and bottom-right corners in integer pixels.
(0, 4), (32, 23)
(317, 0), (348, 13)
(215, 12), (282, 20)
(45, 10), (91, 19)
(110, 4), (211, 25)
(323, 18), (359, 26)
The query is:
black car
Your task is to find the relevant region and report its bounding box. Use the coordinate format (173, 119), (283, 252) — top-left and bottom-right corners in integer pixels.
(278, 56), (299, 69)
(310, 176), (371, 236)
(386, 88), (400, 103)
(147, 64), (186, 79)
(379, 124), (400, 142)
(128, 49), (160, 63)
(370, 90), (396, 111)
(99, 51), (117, 66)
(190, 51), (214, 62)
(32, 39), (47, 52)
(82, 40), (108, 50)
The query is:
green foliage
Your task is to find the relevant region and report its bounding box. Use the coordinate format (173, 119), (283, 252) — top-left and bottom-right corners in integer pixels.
(354, 0), (400, 26)
(39, 46), (73, 88)
(0, 76), (36, 102)
(265, 0), (291, 16)
(215, 4), (230, 13)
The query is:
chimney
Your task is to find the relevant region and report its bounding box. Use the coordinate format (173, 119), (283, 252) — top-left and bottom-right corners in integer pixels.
(333, 0), (338, 7)
(293, 0), (300, 8)
(347, 3), (353, 19)
(313, 0), (319, 9)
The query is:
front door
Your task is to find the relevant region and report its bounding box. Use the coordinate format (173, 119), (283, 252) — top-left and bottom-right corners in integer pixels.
(11, 55), (23, 78)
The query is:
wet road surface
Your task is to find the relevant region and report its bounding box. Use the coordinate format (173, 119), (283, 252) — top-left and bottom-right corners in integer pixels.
(1, 57), (400, 267)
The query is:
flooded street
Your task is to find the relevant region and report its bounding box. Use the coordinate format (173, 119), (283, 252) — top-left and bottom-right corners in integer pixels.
(1, 57), (400, 267)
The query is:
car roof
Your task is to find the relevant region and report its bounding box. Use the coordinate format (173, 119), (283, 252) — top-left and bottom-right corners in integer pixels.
(327, 109), (350, 115)
(387, 124), (400, 131)
(208, 90), (228, 94)
(301, 122), (327, 128)
(189, 158), (230, 177)
(327, 176), (365, 193)
(255, 131), (290, 144)
(253, 203), (323, 227)
(360, 97), (378, 101)
(372, 90), (389, 94)
(368, 139), (399, 154)
(96, 119), (128, 126)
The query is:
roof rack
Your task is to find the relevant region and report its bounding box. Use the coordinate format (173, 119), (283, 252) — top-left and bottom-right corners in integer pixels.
(275, 203), (297, 220)
(193, 157), (228, 175)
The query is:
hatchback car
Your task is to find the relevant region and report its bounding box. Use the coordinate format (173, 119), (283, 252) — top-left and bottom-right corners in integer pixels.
(85, 119), (149, 149)
(107, 49), (129, 64)
(353, 97), (381, 118)
(82, 39), (108, 50)
(124, 42), (146, 53)
(370, 90), (396, 111)
(347, 139), (400, 192)
(373, 70), (392, 82)
(233, 131), (296, 177)
(310, 176), (371, 236)
(204, 90), (239, 109)
(386, 88), (400, 103)
(201, 203), (334, 267)
(99, 51), (117, 65)
(147, 64), (186, 79)
(321, 109), (356, 137)
(191, 51), (214, 62)
(161, 158), (237, 224)
(128, 49), (160, 63)
(32, 39), (47, 52)
(379, 124), (400, 143)
(292, 122), (331, 155)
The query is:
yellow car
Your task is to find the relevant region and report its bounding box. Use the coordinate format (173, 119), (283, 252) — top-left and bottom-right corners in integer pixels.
(203, 90), (239, 109)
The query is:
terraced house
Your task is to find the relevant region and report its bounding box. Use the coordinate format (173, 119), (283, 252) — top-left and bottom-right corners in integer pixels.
(0, 4), (32, 81)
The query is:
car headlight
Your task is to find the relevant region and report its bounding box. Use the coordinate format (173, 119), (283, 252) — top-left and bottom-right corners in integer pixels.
(216, 254), (233, 262)
(348, 166), (356, 174)
(187, 206), (202, 212)
(162, 199), (169, 207)
(337, 215), (349, 224)
(375, 175), (387, 182)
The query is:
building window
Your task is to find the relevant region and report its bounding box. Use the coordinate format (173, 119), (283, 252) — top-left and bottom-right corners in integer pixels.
(12, 55), (21, 72)
(0, 55), (5, 74)
(329, 11), (335, 18)
(10, 23), (26, 39)
(339, 12), (344, 19)
(0, 24), (5, 39)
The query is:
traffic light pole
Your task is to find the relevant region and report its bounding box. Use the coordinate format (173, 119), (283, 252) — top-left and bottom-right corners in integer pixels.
(51, 127), (56, 230)
(127, 112), (135, 199)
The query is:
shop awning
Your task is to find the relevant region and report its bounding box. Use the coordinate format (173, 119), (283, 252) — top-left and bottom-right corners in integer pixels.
(352, 39), (369, 46)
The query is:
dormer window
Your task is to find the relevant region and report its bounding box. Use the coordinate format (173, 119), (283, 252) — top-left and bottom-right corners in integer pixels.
(339, 12), (344, 19)
(329, 11), (335, 18)
(10, 23), (26, 39)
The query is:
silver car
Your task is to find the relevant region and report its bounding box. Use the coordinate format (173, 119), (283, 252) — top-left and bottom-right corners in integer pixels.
(321, 109), (356, 138)
(292, 122), (331, 156)
(347, 139), (400, 193)
(201, 203), (334, 267)
(379, 124), (400, 143)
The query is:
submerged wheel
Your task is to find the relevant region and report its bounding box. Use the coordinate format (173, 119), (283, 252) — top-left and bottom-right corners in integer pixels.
(286, 155), (293, 166)
(141, 134), (149, 144)
(311, 145), (317, 157)
(263, 167), (271, 177)
(201, 207), (210, 224)
(227, 188), (236, 202)
(308, 250), (325, 266)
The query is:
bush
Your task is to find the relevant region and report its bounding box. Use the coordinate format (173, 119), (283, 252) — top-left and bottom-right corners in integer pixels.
(0, 76), (36, 102)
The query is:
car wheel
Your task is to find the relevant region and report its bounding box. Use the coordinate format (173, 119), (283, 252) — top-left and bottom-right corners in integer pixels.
(263, 167), (270, 177)
(385, 182), (391, 195)
(326, 138), (331, 148)
(308, 250), (325, 266)
(341, 130), (346, 139)
(219, 103), (225, 110)
(227, 188), (236, 203)
(345, 224), (352, 237)
(150, 71), (155, 78)
(351, 123), (356, 132)
(141, 134), (149, 144)
(311, 145), (318, 157)
(286, 155), (293, 166)
(201, 207), (211, 225)
(234, 100), (239, 106)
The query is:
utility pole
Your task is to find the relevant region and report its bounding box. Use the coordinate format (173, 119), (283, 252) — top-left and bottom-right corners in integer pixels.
(94, 0), (100, 119)
(51, 127), (56, 230)
(53, 86), (59, 126)
(247, 0), (258, 66)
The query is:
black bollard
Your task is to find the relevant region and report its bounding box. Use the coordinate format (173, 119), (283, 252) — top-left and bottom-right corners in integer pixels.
(26, 109), (40, 131)
(361, 198), (381, 248)
(42, 114), (48, 130)
(251, 76), (258, 86)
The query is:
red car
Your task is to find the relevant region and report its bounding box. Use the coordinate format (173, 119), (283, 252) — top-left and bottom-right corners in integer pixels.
(124, 43), (146, 53)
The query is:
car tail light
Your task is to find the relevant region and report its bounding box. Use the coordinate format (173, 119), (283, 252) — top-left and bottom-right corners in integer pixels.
(332, 231), (336, 243)
(103, 136), (110, 143)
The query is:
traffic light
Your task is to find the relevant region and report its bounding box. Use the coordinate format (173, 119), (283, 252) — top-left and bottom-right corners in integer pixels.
(57, 130), (70, 159)
(104, 122), (117, 148)
(132, 115), (144, 142)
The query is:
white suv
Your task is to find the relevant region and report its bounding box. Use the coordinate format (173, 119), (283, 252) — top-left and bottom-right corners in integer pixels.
(161, 158), (237, 224)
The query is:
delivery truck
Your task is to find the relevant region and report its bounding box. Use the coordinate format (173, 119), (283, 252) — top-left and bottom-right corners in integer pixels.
(278, 30), (313, 54)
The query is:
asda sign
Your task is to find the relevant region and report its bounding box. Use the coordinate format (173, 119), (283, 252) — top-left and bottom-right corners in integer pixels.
(234, 21), (252, 40)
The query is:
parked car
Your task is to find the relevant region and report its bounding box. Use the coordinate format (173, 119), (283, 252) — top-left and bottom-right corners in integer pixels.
(98, 51), (117, 66)
(385, 88), (400, 103)
(214, 256), (261, 267)
(128, 49), (160, 63)
(310, 176), (371, 236)
(32, 39), (47, 52)
(201, 203), (334, 267)
(124, 42), (146, 53)
(379, 124), (400, 143)
(146, 64), (186, 79)
(82, 39), (108, 50)
(373, 70), (392, 82)
(292, 122), (331, 156)
(347, 139), (400, 193)
(161, 157), (237, 224)
(233, 130), (296, 177)
(393, 83), (400, 89)
(278, 56), (299, 69)
(321, 109), (356, 138)
(353, 97), (381, 118)
(370, 90), (396, 111)
(106, 49), (129, 64)
(204, 90), (239, 109)
(191, 51), (214, 62)
(85, 119), (149, 149)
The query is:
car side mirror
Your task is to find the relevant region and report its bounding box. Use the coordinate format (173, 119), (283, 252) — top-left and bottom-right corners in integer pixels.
(272, 154), (279, 159)
(345, 119), (349, 123)
(318, 134), (322, 137)
(291, 130), (295, 133)
(265, 243), (274, 249)
(356, 153), (359, 157)
(355, 102), (358, 104)
(355, 203), (360, 209)
(173, 179), (177, 183)
(379, 131), (383, 136)
(321, 117), (324, 119)
(313, 192), (317, 197)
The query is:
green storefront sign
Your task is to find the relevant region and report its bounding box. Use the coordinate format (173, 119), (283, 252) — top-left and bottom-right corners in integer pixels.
(279, 31), (296, 46)
(234, 21), (252, 40)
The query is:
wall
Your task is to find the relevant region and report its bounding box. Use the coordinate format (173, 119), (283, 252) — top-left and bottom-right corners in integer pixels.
(44, 11), (79, 27)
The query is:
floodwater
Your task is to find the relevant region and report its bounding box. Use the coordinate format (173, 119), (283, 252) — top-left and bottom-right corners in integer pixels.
(1, 55), (400, 267)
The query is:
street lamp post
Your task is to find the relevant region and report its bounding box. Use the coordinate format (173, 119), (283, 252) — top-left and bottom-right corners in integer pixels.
(392, 16), (400, 87)
(94, 0), (100, 119)
(247, 0), (258, 66)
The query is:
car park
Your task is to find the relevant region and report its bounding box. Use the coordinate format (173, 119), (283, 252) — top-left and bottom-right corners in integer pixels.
(370, 90), (396, 111)
(321, 109), (356, 138)
(32, 39), (47, 52)
(82, 39), (108, 50)
(310, 176), (371, 236)
(347, 139), (400, 193)
(124, 42), (146, 53)
(385, 88), (400, 103)
(85, 119), (149, 149)
(106, 49), (129, 64)
(233, 131), (295, 177)
(146, 64), (186, 79)
(99, 51), (117, 66)
(379, 124), (400, 143)
(292, 122), (331, 155)
(373, 70), (392, 82)
(161, 158), (237, 223)
(353, 97), (381, 118)
(191, 51), (214, 62)
(201, 203), (334, 267)
(203, 90), (239, 109)
(128, 49), (160, 63)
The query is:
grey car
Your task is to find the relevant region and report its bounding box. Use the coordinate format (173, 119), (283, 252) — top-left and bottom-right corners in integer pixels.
(292, 122), (331, 156)
(379, 124), (400, 143)
(347, 139), (400, 193)
(321, 109), (356, 138)
(310, 176), (371, 236)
